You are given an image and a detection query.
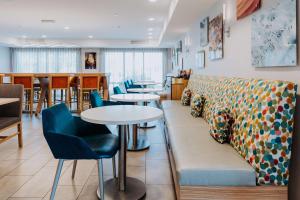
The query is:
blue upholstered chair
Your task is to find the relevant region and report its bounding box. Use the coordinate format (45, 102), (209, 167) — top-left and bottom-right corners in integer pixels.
(90, 91), (134, 107)
(113, 86), (124, 94)
(42, 103), (118, 200)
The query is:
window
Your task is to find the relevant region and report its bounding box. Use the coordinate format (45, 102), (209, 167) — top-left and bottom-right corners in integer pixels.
(11, 48), (81, 73)
(103, 49), (166, 84)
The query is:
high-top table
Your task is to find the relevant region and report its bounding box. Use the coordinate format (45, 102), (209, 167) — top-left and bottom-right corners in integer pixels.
(81, 105), (163, 200)
(110, 94), (160, 151)
(0, 98), (19, 106)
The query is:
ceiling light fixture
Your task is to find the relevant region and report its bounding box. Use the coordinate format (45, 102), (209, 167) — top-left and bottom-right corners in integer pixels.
(148, 0), (157, 2)
(148, 28), (153, 31)
(148, 17), (155, 21)
(41, 35), (47, 38)
(64, 26), (70, 30)
(88, 35), (94, 39)
(148, 32), (153, 35)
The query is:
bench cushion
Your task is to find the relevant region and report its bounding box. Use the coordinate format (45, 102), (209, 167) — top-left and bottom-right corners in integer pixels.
(162, 101), (256, 186)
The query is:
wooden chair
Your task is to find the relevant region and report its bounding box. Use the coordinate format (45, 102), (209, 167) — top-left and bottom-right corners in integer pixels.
(12, 74), (34, 116)
(79, 74), (100, 112)
(48, 74), (70, 107)
(0, 84), (24, 147)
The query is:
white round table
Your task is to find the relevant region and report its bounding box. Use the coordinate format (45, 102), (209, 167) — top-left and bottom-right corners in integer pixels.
(134, 81), (158, 87)
(110, 94), (160, 151)
(127, 88), (163, 93)
(81, 105), (163, 200)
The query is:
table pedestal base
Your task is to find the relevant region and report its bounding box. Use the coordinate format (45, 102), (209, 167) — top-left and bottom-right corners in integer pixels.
(127, 137), (150, 151)
(97, 177), (146, 200)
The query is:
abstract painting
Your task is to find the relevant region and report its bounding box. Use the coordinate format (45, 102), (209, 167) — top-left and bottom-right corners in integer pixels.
(237, 0), (261, 20)
(208, 14), (223, 61)
(251, 0), (297, 67)
(200, 17), (209, 47)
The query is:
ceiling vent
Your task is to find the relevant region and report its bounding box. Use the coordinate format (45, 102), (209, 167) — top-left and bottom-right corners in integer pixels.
(130, 40), (148, 45)
(41, 19), (56, 23)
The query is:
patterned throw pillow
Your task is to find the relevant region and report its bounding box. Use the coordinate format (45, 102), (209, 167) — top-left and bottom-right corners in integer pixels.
(181, 88), (192, 106)
(190, 94), (205, 117)
(210, 106), (234, 144)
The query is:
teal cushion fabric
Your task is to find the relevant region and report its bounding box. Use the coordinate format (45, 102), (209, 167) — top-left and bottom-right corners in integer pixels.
(113, 86), (124, 94)
(90, 91), (104, 107)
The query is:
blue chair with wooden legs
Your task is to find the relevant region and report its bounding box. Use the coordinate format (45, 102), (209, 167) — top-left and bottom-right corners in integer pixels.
(42, 103), (119, 200)
(113, 86), (124, 94)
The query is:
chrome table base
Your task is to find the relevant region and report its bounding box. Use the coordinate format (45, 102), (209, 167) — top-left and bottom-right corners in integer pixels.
(97, 177), (146, 200)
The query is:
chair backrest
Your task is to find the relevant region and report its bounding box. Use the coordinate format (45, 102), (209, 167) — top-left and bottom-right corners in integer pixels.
(0, 84), (23, 118)
(80, 74), (99, 90)
(12, 74), (34, 89)
(113, 86), (123, 94)
(42, 103), (96, 159)
(50, 75), (70, 89)
(90, 91), (104, 108)
(129, 79), (134, 85)
(124, 81), (129, 89)
(42, 103), (77, 136)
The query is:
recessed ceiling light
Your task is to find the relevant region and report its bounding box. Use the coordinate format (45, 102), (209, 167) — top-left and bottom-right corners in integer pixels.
(88, 35), (94, 39)
(114, 13), (119, 17)
(148, 28), (154, 31)
(148, 32), (153, 35)
(148, 17), (155, 21)
(148, 0), (157, 2)
(41, 35), (47, 38)
(41, 19), (56, 23)
(64, 26), (70, 30)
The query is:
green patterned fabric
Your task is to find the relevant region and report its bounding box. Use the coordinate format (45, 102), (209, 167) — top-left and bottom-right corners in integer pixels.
(210, 106), (233, 144)
(190, 94), (205, 118)
(187, 74), (297, 186)
(181, 88), (192, 106)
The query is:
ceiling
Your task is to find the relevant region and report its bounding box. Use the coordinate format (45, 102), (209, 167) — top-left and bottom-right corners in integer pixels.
(0, 0), (216, 48)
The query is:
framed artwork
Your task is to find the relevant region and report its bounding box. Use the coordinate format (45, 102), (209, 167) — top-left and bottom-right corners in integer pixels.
(237, 0), (261, 20)
(200, 17), (209, 47)
(251, 0), (297, 67)
(85, 52), (97, 70)
(196, 50), (205, 69)
(208, 14), (223, 61)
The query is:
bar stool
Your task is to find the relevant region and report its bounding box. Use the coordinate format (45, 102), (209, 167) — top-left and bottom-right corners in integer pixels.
(79, 74), (100, 112)
(48, 75), (70, 107)
(69, 76), (80, 111)
(12, 74), (34, 116)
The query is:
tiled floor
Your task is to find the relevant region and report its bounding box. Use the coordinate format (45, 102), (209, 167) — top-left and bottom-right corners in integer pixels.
(0, 114), (175, 200)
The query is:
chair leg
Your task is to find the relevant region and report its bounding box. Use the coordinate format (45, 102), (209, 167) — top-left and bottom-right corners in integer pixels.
(50, 159), (64, 200)
(97, 159), (105, 200)
(17, 123), (23, 148)
(72, 160), (77, 179)
(112, 156), (117, 179)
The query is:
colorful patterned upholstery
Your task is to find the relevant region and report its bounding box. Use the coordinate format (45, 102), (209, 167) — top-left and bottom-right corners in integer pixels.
(181, 88), (192, 106)
(210, 106), (233, 144)
(187, 74), (297, 186)
(190, 94), (205, 118)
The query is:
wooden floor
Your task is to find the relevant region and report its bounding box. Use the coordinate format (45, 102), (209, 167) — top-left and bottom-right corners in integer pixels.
(0, 114), (175, 200)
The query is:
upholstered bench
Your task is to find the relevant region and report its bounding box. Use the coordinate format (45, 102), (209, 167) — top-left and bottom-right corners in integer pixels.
(161, 75), (297, 200)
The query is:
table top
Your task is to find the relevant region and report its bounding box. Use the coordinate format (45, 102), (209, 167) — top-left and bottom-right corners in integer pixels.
(81, 105), (163, 125)
(110, 94), (160, 102)
(127, 88), (163, 93)
(134, 81), (158, 86)
(0, 98), (19, 106)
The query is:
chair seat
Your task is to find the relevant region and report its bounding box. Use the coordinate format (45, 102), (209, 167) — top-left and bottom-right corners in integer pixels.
(81, 134), (119, 159)
(0, 117), (20, 130)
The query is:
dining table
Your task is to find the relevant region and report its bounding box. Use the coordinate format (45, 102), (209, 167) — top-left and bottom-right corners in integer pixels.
(134, 81), (158, 88)
(81, 105), (163, 200)
(126, 88), (163, 93)
(110, 93), (160, 151)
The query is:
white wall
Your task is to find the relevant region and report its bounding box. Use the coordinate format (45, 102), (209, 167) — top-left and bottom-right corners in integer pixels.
(0, 47), (10, 72)
(177, 0), (300, 87)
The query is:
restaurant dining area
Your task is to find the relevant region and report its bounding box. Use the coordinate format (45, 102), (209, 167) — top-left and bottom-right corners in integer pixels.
(0, 0), (300, 200)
